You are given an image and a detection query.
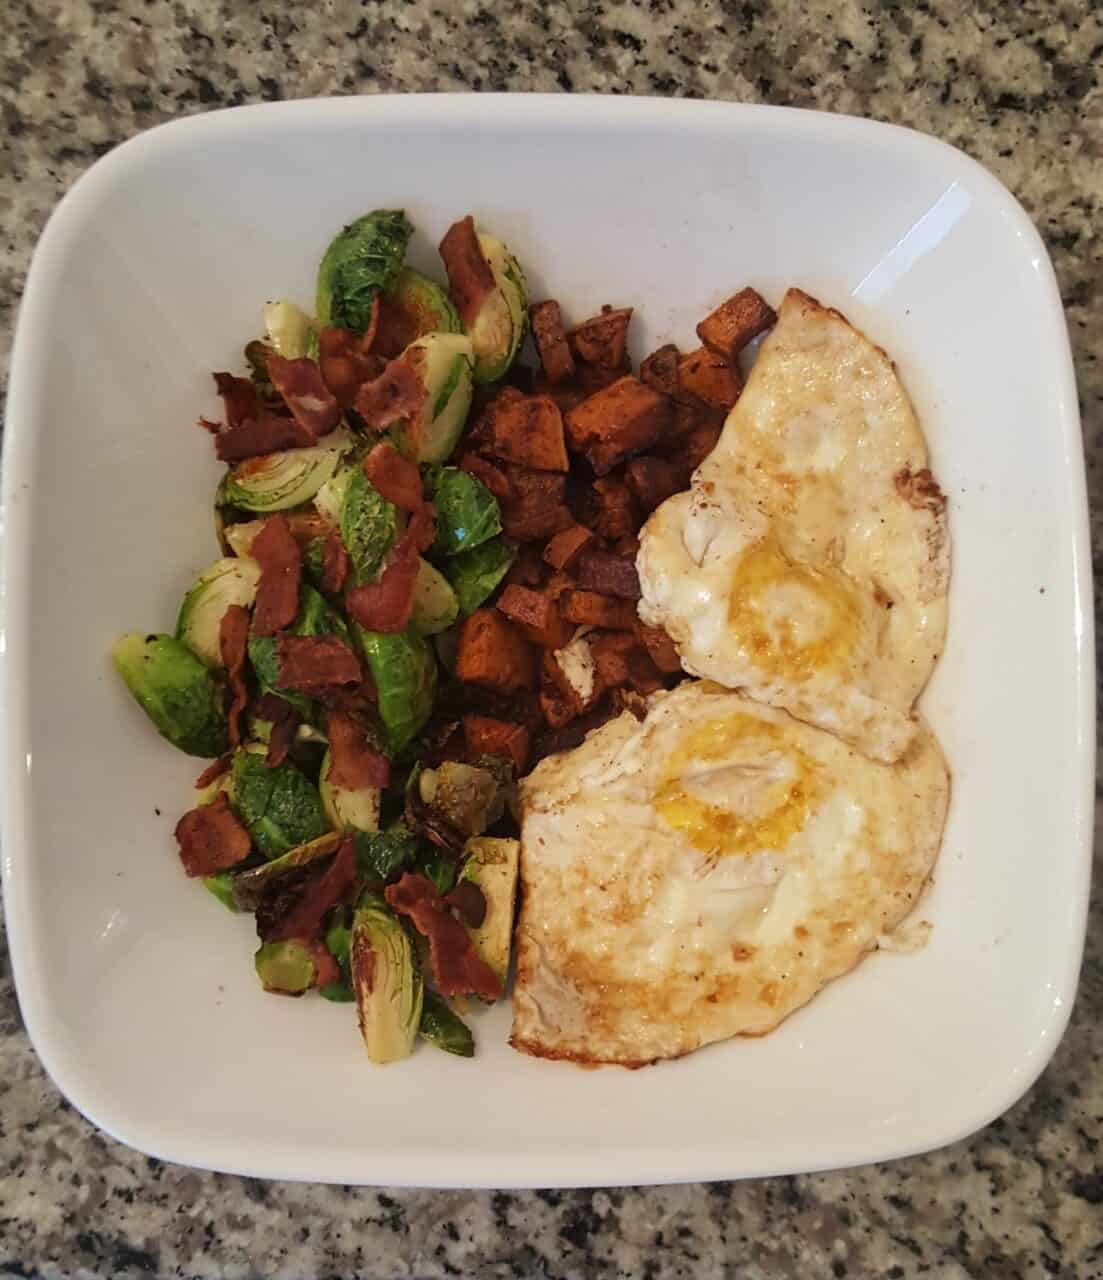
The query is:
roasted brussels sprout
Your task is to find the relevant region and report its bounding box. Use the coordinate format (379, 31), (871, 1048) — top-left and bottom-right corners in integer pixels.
(319, 747), (381, 834)
(443, 537), (516, 616)
(263, 299), (313, 359)
(460, 837), (520, 986)
(222, 432), (350, 513)
(230, 749), (328, 860)
(112, 633), (229, 758)
(351, 895), (423, 1063)
(418, 991), (474, 1057)
(389, 332), (475, 464)
(354, 624), (438, 755)
(466, 232), (528, 384)
(424, 466), (502, 557)
(410, 558), (459, 636)
(175, 557), (261, 667)
(316, 209), (412, 334)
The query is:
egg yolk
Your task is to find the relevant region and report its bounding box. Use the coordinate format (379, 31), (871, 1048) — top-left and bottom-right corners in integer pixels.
(727, 538), (860, 680)
(656, 713), (819, 856)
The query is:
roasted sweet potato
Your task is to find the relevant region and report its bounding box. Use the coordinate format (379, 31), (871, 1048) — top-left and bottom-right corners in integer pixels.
(530, 696), (618, 764)
(565, 376), (673, 475)
(640, 343), (680, 397)
(568, 307), (633, 371)
(543, 523), (594, 572)
(503, 542), (546, 588)
(462, 714), (530, 773)
(499, 465), (573, 541)
(636, 621), (682, 673)
(576, 549), (640, 600)
(681, 425), (723, 473)
(592, 478), (638, 541)
(455, 609), (537, 693)
(625, 457), (680, 514)
(588, 630), (636, 690)
(533, 373), (588, 415)
(696, 288), (777, 361)
(614, 533), (640, 557)
(560, 589), (637, 631)
(678, 347), (743, 411)
(497, 584), (573, 649)
(530, 300), (576, 385)
(484, 393), (569, 472)
(539, 643), (600, 728)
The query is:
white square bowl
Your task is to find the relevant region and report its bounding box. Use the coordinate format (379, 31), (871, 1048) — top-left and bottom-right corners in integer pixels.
(2, 95), (1091, 1187)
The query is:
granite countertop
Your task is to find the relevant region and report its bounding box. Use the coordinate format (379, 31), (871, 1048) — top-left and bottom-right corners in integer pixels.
(1, 1), (1100, 1276)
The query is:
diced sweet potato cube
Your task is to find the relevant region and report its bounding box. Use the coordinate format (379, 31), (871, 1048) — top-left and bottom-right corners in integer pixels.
(485, 393), (569, 472)
(568, 307), (633, 370)
(592, 479), (638, 541)
(543, 524), (594, 572)
(565, 376), (673, 475)
(636, 621), (682, 673)
(614, 533), (640, 557)
(504, 542), (546, 588)
(640, 343), (680, 397)
(625, 647), (663, 694)
(458, 451), (511, 500)
(455, 609), (536, 692)
(682, 425), (723, 473)
(696, 288), (777, 361)
(678, 347), (743, 411)
(625, 457), (681, 513)
(588, 630), (636, 690)
(497, 584), (573, 649)
(576, 549), (640, 600)
(533, 372), (587, 415)
(531, 697), (619, 763)
(462, 714), (530, 773)
(500, 466), (573, 541)
(529, 301), (576, 384)
(560, 589), (637, 631)
(543, 570), (576, 602)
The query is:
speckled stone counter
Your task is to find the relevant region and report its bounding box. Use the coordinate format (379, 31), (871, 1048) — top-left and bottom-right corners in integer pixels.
(1, 2), (1100, 1276)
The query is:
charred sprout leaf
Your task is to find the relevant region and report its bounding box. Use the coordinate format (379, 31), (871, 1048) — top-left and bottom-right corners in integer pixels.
(112, 633), (229, 758)
(341, 466), (398, 587)
(419, 990), (475, 1057)
(385, 267), (462, 338)
(175, 558), (261, 667)
(353, 824), (419, 883)
(354, 623), (437, 755)
(255, 940), (317, 995)
(264, 299), (314, 359)
(230, 830), (342, 911)
(351, 895), (423, 1064)
(319, 747), (381, 834)
(316, 210), (413, 334)
(424, 466), (501, 557)
(230, 750), (328, 860)
(466, 231), (529, 385)
(444, 537), (516, 616)
(411, 558), (459, 636)
(461, 836), (521, 986)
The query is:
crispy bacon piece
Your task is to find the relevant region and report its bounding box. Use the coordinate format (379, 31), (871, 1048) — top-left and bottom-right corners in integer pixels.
(696, 287), (777, 361)
(213, 412), (314, 463)
(576, 549), (640, 600)
(318, 325), (386, 410)
(444, 879), (487, 929)
(264, 835), (358, 943)
(385, 873), (502, 999)
(194, 754), (232, 790)
(213, 372), (258, 428)
(354, 354), (426, 431)
(175, 793), (251, 878)
(458, 452), (511, 500)
(257, 694), (299, 768)
(326, 710), (391, 789)
(438, 215), (496, 328)
(529, 300), (576, 384)
(373, 294), (419, 359)
(320, 530), (350, 594)
(251, 516), (302, 636)
(266, 353), (340, 438)
(364, 442), (423, 512)
(219, 604), (250, 747)
(275, 634), (362, 690)
(310, 941), (342, 990)
(462, 714), (530, 773)
(344, 503), (435, 634)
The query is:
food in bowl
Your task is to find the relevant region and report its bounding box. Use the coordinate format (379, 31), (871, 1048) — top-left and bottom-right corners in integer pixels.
(112, 205), (948, 1068)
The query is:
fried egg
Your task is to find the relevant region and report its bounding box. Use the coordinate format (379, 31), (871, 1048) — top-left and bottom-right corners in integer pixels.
(510, 681), (949, 1067)
(637, 289), (949, 763)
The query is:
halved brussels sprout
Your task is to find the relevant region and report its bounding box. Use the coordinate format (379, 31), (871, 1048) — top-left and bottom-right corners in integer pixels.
(412, 761), (507, 851)
(222, 432), (350, 513)
(341, 466), (398, 586)
(231, 830), (342, 911)
(419, 990), (475, 1057)
(386, 267), (462, 338)
(203, 872), (240, 912)
(410, 558), (459, 636)
(255, 940), (318, 995)
(175, 558), (261, 667)
(316, 209), (412, 334)
(354, 825), (419, 884)
(351, 895), (423, 1064)
(112, 633), (228, 758)
(389, 333), (475, 464)
(424, 466), (502, 557)
(460, 836), (520, 987)
(319, 747), (381, 834)
(264, 299), (314, 359)
(354, 623), (438, 755)
(313, 464), (355, 527)
(466, 232), (528, 384)
(222, 518), (266, 558)
(444, 537), (516, 616)
(230, 749), (328, 860)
